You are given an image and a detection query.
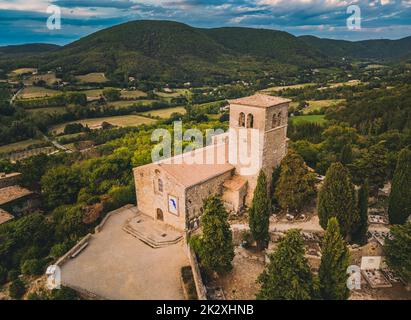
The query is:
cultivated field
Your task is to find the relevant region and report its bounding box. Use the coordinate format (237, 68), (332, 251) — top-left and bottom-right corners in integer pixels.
(108, 100), (157, 109)
(120, 90), (147, 99)
(26, 107), (66, 114)
(17, 86), (60, 99)
(24, 72), (60, 86)
(75, 73), (107, 83)
(260, 83), (316, 93)
(0, 139), (45, 154)
(49, 115), (156, 134)
(139, 106), (186, 119)
(10, 68), (37, 76)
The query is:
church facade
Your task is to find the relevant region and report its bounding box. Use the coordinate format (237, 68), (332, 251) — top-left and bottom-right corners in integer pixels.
(133, 94), (290, 232)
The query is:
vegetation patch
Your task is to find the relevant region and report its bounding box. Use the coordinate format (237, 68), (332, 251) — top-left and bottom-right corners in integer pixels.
(290, 115), (327, 124)
(49, 115), (156, 134)
(75, 73), (107, 83)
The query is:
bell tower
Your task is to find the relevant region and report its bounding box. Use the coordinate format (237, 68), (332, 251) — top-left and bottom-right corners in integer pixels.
(228, 94), (290, 203)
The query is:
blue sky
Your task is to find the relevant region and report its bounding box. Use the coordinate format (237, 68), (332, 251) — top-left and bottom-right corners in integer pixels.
(0, 0), (410, 45)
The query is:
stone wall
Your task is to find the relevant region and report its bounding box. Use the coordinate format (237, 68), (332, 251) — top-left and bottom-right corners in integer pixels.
(134, 165), (187, 231)
(185, 170), (233, 229)
(0, 173), (21, 189)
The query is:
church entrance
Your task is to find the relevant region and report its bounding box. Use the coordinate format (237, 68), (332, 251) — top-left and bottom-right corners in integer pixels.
(156, 208), (164, 221)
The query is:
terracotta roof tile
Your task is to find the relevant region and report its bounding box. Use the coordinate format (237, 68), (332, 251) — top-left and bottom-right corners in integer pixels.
(229, 94), (291, 108)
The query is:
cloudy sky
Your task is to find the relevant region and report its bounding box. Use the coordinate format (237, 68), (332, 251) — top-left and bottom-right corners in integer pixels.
(0, 0), (410, 45)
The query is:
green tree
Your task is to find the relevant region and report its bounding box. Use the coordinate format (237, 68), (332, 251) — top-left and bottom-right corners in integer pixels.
(41, 166), (81, 208)
(0, 265), (7, 285)
(9, 278), (26, 299)
(257, 229), (315, 300)
(340, 144), (353, 165)
(351, 142), (388, 194)
(318, 162), (358, 238)
(388, 148), (411, 224)
(319, 217), (350, 300)
(195, 196), (234, 274)
(103, 88), (121, 101)
(352, 180), (369, 244)
(249, 170), (271, 251)
(270, 166), (281, 212)
(384, 222), (411, 283)
(275, 151), (316, 213)
(21, 259), (44, 276)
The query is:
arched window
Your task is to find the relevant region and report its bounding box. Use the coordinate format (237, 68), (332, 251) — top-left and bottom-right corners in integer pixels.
(272, 114), (277, 128)
(246, 114), (254, 128)
(158, 179), (163, 193)
(278, 111), (282, 126)
(238, 112), (245, 127)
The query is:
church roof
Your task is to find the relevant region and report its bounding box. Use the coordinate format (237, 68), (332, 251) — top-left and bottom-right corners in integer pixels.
(159, 162), (234, 188)
(229, 94), (291, 108)
(137, 141), (234, 188)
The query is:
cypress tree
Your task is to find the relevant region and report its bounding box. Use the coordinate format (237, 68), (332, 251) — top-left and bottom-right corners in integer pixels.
(275, 151), (316, 213)
(388, 148), (411, 224)
(270, 165), (281, 212)
(319, 217), (350, 300)
(249, 170), (271, 251)
(257, 229), (315, 300)
(318, 162), (358, 237)
(352, 179), (369, 244)
(197, 196), (234, 274)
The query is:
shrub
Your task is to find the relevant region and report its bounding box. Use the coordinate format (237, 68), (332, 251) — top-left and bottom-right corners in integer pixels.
(9, 279), (26, 299)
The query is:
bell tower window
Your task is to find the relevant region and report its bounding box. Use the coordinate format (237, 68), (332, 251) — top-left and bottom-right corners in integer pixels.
(238, 112), (246, 127)
(246, 114), (254, 128)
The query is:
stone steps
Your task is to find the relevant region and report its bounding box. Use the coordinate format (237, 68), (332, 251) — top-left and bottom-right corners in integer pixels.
(122, 224), (183, 249)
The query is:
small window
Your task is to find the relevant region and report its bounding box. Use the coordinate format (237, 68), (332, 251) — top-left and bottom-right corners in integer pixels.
(158, 179), (163, 193)
(247, 114), (254, 128)
(278, 111), (282, 126)
(238, 112), (246, 127)
(272, 114), (277, 128)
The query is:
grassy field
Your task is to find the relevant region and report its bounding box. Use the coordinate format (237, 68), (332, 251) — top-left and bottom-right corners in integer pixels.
(290, 115), (326, 124)
(155, 88), (190, 98)
(10, 68), (37, 76)
(328, 80), (362, 88)
(139, 106), (186, 119)
(121, 90), (147, 99)
(0, 139), (45, 154)
(49, 115), (156, 134)
(107, 99), (158, 109)
(17, 86), (60, 99)
(75, 73), (107, 83)
(26, 106), (66, 114)
(302, 99), (345, 114)
(24, 72), (60, 86)
(260, 83), (316, 93)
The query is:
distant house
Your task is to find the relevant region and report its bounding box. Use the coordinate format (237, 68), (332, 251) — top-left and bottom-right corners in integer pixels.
(0, 172), (39, 217)
(0, 208), (14, 226)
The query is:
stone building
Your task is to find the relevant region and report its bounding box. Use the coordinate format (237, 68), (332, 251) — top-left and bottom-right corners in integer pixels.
(133, 94), (290, 232)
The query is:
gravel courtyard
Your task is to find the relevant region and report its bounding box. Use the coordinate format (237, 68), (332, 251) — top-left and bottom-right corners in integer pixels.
(60, 207), (189, 300)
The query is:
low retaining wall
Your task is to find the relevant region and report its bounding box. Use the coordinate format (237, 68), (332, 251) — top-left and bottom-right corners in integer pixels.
(95, 204), (134, 233)
(186, 243), (207, 300)
(56, 233), (93, 267)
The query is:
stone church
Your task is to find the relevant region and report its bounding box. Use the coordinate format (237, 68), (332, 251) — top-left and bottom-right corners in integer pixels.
(133, 94), (290, 232)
